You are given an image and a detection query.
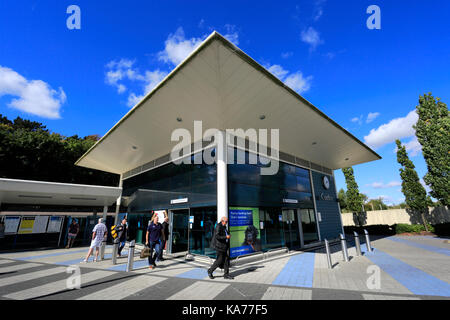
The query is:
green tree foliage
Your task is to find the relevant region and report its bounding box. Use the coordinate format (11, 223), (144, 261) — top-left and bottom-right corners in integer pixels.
(413, 93), (449, 207)
(365, 198), (388, 211)
(342, 167), (364, 213)
(395, 139), (429, 230)
(0, 114), (118, 186)
(337, 188), (347, 211)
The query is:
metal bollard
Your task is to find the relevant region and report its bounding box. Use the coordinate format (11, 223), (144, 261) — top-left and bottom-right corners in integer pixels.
(364, 229), (373, 252)
(340, 233), (349, 262)
(324, 239), (333, 269)
(112, 238), (119, 265)
(100, 240), (107, 261)
(354, 231), (362, 256)
(126, 240), (135, 272)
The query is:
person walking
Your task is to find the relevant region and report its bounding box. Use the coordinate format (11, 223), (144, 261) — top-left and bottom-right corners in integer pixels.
(117, 217), (128, 257)
(158, 215), (169, 261)
(146, 214), (164, 269)
(82, 218), (107, 263)
(66, 218), (79, 249)
(208, 216), (233, 280)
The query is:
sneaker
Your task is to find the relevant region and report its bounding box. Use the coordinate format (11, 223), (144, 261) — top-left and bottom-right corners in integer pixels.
(149, 266), (154, 270)
(207, 271), (214, 279)
(80, 259), (88, 263)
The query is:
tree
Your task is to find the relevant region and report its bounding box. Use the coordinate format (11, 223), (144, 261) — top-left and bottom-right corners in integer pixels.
(414, 93), (449, 207)
(337, 188), (347, 212)
(366, 198), (388, 211)
(342, 167), (364, 224)
(395, 139), (430, 231)
(0, 114), (118, 186)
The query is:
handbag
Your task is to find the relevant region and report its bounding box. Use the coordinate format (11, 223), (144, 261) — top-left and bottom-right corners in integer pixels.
(140, 245), (150, 259)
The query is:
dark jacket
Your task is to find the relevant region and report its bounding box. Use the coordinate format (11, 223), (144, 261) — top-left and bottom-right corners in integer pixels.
(118, 223), (127, 242)
(211, 223), (229, 253)
(162, 222), (169, 241)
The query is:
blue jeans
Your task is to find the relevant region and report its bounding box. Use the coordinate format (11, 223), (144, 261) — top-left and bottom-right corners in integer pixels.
(118, 240), (126, 256)
(147, 241), (160, 266)
(158, 240), (166, 260)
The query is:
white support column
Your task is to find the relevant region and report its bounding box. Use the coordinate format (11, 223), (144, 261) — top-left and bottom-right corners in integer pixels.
(216, 130), (228, 223)
(114, 174), (123, 225)
(102, 205), (108, 221)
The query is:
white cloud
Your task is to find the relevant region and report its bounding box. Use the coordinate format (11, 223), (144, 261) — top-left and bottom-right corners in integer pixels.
(301, 27), (323, 51)
(284, 72), (312, 93)
(393, 136), (422, 157)
(367, 181), (401, 189)
(223, 24), (239, 45)
(106, 59), (167, 107)
(313, 0), (326, 21)
(265, 64), (312, 94)
(366, 112), (380, 123)
(0, 65), (65, 119)
(364, 110), (418, 150)
(281, 52), (293, 59)
(351, 115), (363, 125)
(158, 27), (205, 66)
(267, 64), (289, 80)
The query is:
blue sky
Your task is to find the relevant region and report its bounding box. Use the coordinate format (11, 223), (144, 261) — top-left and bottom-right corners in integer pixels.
(1, 1), (449, 204)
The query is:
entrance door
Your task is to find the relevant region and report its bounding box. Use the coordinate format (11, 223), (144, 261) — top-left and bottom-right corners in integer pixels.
(169, 209), (190, 254)
(282, 209), (301, 249)
(299, 209), (319, 245)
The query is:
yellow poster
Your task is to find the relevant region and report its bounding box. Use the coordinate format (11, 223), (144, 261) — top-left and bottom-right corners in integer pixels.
(18, 217), (35, 234)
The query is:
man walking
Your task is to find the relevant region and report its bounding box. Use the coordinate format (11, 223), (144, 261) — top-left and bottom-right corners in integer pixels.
(117, 217), (127, 257)
(208, 216), (233, 280)
(82, 218), (107, 263)
(158, 215), (169, 261)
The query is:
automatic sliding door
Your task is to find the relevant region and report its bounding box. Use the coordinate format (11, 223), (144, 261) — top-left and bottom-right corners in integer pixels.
(170, 209), (189, 253)
(300, 209), (319, 244)
(282, 209), (301, 249)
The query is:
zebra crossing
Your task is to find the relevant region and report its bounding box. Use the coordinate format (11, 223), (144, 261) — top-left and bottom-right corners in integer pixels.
(0, 258), (433, 300)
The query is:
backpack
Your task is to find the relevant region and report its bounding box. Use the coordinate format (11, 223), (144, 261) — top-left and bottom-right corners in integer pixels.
(111, 224), (123, 240)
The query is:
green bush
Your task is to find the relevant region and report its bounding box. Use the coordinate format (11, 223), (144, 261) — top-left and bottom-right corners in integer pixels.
(394, 223), (434, 234)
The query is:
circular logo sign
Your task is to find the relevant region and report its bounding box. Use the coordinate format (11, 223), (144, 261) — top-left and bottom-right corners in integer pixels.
(322, 176), (330, 190)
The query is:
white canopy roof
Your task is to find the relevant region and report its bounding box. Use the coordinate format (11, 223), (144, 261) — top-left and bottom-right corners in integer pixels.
(76, 31), (380, 174)
(0, 178), (122, 206)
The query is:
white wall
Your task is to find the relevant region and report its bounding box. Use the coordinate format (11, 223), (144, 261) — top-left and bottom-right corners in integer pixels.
(341, 206), (450, 226)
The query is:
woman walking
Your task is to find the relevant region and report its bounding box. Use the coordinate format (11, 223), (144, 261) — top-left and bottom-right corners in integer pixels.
(145, 214), (164, 269)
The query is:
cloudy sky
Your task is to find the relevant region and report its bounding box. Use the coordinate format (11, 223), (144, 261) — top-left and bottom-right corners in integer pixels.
(1, 0), (449, 204)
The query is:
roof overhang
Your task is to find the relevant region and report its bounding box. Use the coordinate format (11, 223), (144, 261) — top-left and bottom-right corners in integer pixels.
(76, 31), (381, 174)
(0, 178), (122, 206)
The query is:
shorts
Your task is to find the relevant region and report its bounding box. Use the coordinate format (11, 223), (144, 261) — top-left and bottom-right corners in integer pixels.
(68, 233), (77, 239)
(90, 240), (103, 249)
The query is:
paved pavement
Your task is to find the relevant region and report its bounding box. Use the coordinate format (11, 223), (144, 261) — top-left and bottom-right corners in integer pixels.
(0, 235), (449, 300)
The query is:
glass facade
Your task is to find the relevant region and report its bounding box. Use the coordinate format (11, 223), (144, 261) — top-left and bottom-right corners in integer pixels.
(122, 147), (321, 258)
(228, 148), (319, 256)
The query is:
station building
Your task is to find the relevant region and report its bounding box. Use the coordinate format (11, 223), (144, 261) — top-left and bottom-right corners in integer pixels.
(76, 31), (381, 258)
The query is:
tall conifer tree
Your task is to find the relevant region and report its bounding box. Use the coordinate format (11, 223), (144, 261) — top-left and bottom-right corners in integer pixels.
(414, 93), (449, 207)
(395, 139), (429, 230)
